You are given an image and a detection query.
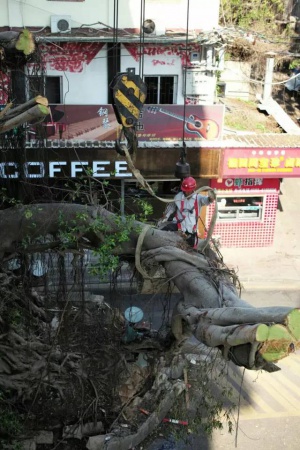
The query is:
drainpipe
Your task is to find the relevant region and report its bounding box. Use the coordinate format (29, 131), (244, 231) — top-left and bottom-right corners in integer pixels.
(262, 52), (276, 103)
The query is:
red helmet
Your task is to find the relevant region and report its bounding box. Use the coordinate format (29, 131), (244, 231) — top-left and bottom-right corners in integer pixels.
(181, 177), (196, 192)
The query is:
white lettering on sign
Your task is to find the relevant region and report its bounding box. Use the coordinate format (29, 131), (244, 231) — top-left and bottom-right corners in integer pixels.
(24, 162), (45, 178)
(49, 161), (67, 177)
(0, 162), (19, 178)
(115, 161), (131, 177)
(0, 161), (133, 179)
(71, 161), (88, 177)
(92, 161), (110, 177)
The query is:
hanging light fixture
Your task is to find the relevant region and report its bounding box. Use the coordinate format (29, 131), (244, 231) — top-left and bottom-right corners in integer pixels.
(174, 142), (191, 179)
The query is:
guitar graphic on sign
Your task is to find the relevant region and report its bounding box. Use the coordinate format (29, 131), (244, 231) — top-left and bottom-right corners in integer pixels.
(147, 106), (219, 140)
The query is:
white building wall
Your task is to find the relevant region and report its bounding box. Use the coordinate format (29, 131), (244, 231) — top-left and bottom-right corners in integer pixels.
(0, 0), (220, 106)
(120, 45), (185, 104)
(1, 0), (219, 31)
(220, 61), (251, 100)
(45, 46), (108, 104)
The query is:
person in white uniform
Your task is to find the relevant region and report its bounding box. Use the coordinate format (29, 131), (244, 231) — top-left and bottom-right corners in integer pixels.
(160, 177), (215, 247)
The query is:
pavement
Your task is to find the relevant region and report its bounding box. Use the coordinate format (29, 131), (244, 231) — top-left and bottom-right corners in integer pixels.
(220, 177), (300, 292)
(144, 178), (300, 450)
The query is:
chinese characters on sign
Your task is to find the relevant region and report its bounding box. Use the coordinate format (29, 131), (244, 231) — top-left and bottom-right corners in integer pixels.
(225, 178), (263, 188)
(97, 107), (111, 129)
(223, 148), (300, 178)
(40, 104), (224, 142)
(211, 177), (280, 191)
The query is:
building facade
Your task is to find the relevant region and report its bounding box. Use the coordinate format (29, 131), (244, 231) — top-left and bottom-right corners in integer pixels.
(1, 0), (300, 248)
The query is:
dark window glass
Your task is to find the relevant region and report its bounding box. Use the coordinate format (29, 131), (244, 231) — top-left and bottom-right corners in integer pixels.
(46, 77), (61, 104)
(145, 76), (158, 104)
(144, 76), (175, 104)
(28, 76), (61, 103)
(160, 76), (174, 104)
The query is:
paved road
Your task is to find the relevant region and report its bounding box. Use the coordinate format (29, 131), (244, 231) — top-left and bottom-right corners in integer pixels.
(145, 290), (300, 450)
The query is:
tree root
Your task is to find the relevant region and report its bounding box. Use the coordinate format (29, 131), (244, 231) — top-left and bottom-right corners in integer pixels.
(86, 379), (186, 450)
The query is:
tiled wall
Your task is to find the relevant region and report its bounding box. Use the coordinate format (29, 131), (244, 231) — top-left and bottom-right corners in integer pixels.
(206, 192), (278, 248)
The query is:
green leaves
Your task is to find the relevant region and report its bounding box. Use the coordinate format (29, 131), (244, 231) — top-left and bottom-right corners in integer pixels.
(220, 0), (284, 33)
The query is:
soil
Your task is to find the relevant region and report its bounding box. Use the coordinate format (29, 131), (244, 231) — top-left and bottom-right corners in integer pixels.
(221, 97), (283, 134)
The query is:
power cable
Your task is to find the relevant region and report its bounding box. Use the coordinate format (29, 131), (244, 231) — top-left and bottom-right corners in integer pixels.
(182, 0), (190, 146)
(113, 0), (119, 75)
(139, 0), (146, 79)
(174, 0), (191, 180)
(223, 66), (300, 86)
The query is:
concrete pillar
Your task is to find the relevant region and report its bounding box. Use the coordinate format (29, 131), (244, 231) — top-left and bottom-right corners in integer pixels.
(263, 52), (276, 102)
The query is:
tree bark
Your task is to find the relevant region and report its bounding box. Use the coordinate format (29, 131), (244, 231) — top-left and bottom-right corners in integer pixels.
(0, 104), (50, 134)
(0, 203), (298, 371)
(0, 29), (35, 55)
(1, 96), (48, 121)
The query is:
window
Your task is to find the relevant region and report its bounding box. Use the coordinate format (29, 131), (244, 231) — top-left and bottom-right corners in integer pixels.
(144, 76), (177, 104)
(217, 195), (264, 222)
(28, 76), (62, 104)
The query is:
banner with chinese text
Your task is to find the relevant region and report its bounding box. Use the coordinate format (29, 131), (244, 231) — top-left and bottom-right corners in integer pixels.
(39, 104), (224, 142)
(222, 148), (300, 178)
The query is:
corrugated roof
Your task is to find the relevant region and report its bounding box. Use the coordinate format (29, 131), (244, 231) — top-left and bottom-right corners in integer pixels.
(136, 133), (300, 148)
(220, 133), (300, 148)
(22, 134), (300, 149)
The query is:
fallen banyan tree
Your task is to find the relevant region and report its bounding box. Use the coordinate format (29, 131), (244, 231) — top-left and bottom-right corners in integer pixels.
(0, 202), (299, 449)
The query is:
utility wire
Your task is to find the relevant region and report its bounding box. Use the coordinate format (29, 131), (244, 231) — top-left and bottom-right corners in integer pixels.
(139, 0), (146, 79)
(182, 0), (190, 146)
(113, 0), (119, 75)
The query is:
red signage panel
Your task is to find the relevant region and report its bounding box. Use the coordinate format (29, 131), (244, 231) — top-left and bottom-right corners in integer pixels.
(36, 104), (224, 142)
(222, 148), (300, 178)
(211, 178), (280, 191)
(139, 105), (224, 141)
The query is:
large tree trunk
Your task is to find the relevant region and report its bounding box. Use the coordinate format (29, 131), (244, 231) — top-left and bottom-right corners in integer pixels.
(0, 97), (49, 133)
(0, 29), (35, 55)
(0, 202), (298, 371)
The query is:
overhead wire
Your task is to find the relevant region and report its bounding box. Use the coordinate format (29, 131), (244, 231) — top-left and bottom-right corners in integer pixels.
(182, 0), (190, 146)
(113, 0), (119, 75)
(139, 0), (146, 79)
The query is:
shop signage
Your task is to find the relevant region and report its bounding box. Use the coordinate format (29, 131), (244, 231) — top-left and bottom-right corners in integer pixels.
(211, 178), (280, 191)
(222, 148), (300, 178)
(32, 104), (224, 142)
(0, 160), (132, 179)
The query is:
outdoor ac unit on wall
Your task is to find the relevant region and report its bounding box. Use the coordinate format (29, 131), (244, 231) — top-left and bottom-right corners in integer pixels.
(51, 15), (71, 33)
(190, 52), (200, 65)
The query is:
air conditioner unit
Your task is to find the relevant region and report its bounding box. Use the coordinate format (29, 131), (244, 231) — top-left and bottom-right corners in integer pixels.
(190, 51), (200, 65)
(51, 15), (71, 33)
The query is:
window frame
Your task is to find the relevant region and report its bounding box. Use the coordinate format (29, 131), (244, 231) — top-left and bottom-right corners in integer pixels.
(27, 75), (63, 104)
(216, 194), (265, 222)
(144, 75), (178, 104)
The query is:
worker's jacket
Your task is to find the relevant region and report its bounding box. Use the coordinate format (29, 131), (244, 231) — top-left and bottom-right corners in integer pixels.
(165, 192), (210, 234)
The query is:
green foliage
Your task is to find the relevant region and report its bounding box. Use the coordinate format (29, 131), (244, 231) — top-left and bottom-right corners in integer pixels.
(24, 209), (33, 220)
(57, 209), (136, 279)
(134, 198), (154, 222)
(89, 214), (136, 278)
(220, 0), (284, 33)
(7, 308), (22, 327)
(0, 393), (23, 447)
(0, 188), (19, 207)
(256, 123), (267, 132)
(165, 355), (234, 444)
(289, 59), (300, 70)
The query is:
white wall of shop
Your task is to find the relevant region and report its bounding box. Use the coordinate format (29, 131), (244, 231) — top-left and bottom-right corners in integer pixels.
(45, 46), (108, 104)
(120, 45), (186, 104)
(1, 0), (220, 32)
